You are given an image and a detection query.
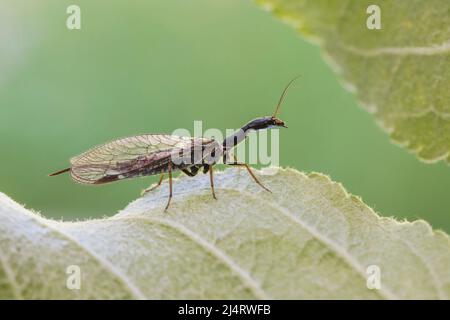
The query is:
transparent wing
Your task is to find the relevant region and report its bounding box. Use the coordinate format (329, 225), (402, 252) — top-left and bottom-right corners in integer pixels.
(70, 134), (214, 184)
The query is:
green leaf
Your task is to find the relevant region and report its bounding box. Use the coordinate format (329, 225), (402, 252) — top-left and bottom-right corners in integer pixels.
(1, 168), (449, 299)
(257, 0), (450, 163)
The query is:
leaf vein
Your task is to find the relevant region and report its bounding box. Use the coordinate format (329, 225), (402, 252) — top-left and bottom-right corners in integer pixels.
(340, 41), (450, 57)
(117, 215), (270, 299)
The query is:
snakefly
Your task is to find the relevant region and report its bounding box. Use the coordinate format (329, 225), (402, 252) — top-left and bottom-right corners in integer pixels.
(49, 77), (299, 211)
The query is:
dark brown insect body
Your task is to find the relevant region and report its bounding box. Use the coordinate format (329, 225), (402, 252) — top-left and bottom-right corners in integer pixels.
(49, 77), (298, 210)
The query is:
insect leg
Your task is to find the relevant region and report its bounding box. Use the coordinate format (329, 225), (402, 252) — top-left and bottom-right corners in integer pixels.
(227, 155), (271, 193)
(142, 174), (164, 195)
(164, 162), (173, 211)
(181, 168), (195, 177)
(181, 166), (199, 177)
(164, 161), (172, 212)
(208, 165), (217, 200)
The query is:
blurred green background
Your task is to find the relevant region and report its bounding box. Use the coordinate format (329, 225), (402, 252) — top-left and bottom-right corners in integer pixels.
(1, 0), (449, 232)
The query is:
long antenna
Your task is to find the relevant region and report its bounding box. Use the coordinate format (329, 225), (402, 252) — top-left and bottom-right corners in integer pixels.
(272, 75), (301, 118)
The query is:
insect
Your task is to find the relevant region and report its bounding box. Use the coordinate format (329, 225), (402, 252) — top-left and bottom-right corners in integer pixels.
(49, 77), (298, 211)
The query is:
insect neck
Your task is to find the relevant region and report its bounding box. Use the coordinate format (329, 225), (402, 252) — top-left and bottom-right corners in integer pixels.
(222, 123), (255, 152)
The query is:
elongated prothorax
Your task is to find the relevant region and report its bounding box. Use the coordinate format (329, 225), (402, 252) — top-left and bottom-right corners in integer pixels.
(222, 116), (287, 151)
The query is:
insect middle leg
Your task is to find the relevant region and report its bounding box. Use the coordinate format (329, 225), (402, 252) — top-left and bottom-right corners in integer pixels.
(207, 165), (217, 200)
(142, 174), (164, 195)
(226, 155), (271, 193)
(183, 165), (216, 200)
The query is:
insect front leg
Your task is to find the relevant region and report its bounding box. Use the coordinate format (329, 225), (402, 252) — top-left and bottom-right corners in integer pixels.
(226, 155), (271, 193)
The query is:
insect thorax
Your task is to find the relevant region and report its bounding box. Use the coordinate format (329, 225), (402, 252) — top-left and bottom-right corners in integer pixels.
(170, 140), (224, 167)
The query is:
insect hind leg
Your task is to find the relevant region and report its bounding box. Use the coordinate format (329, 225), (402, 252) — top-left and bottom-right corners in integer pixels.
(164, 162), (173, 211)
(142, 174), (164, 195)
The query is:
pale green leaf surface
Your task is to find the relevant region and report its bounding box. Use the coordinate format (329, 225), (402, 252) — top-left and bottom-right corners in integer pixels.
(257, 0), (450, 163)
(0, 168), (449, 299)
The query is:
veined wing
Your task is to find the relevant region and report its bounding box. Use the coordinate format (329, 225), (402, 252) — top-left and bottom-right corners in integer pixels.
(70, 134), (215, 184)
